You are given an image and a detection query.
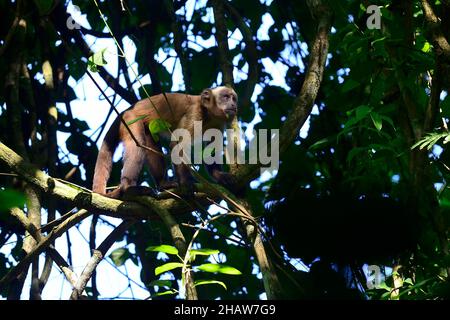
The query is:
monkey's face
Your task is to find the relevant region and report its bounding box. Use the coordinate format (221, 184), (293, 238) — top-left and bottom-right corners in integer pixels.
(201, 87), (238, 121)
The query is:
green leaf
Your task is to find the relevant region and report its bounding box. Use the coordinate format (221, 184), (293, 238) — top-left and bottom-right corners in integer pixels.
(421, 41), (431, 53)
(146, 245), (178, 255)
(196, 263), (242, 275)
(443, 135), (450, 144)
(88, 48), (108, 72)
(126, 115), (147, 126)
(411, 132), (448, 150)
(403, 278), (414, 286)
(439, 198), (450, 209)
(341, 79), (360, 93)
(398, 278), (433, 298)
(190, 249), (220, 256)
(194, 279), (227, 290)
(381, 291), (391, 299)
(109, 248), (131, 267)
(155, 262), (184, 276)
(346, 147), (366, 163)
(149, 280), (173, 288)
(0, 189), (27, 211)
(380, 115), (395, 129)
(377, 282), (391, 291)
(344, 105), (372, 129)
(152, 289), (177, 297)
(355, 105), (371, 121)
(371, 112), (383, 131)
(148, 118), (171, 142)
(309, 137), (333, 151)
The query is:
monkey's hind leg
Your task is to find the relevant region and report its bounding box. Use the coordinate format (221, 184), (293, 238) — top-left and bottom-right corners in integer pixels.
(144, 130), (178, 191)
(108, 119), (149, 198)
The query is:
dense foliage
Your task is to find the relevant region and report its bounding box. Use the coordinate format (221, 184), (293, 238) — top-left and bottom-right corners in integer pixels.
(0, 0), (449, 300)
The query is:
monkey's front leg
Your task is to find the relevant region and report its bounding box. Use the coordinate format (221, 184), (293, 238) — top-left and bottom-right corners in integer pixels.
(108, 134), (156, 199)
(173, 163), (195, 197)
(167, 140), (195, 197)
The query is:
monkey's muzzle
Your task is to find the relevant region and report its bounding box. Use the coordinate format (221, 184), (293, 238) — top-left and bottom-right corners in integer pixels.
(225, 107), (237, 116)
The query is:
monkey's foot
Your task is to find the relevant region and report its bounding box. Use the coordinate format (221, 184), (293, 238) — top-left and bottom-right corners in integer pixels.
(123, 186), (157, 197)
(158, 181), (179, 190)
(106, 186), (157, 199)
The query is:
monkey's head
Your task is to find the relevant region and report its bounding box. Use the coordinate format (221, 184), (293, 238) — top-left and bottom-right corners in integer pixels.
(201, 86), (238, 121)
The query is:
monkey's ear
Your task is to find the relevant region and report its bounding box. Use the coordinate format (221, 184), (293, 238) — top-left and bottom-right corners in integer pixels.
(201, 88), (212, 107)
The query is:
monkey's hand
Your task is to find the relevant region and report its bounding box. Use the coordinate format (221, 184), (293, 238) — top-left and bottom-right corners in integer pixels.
(158, 180), (179, 190)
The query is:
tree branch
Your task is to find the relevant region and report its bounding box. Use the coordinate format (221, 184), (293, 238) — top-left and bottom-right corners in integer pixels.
(421, 0), (450, 60)
(0, 208), (89, 290)
(223, 0), (258, 110)
(49, 1), (138, 104)
(0, 141), (204, 220)
(233, 1), (333, 186)
(70, 219), (136, 300)
(9, 207), (78, 288)
(165, 0), (192, 92)
(212, 0), (234, 86)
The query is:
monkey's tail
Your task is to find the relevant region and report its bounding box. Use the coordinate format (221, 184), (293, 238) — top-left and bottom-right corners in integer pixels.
(92, 116), (121, 194)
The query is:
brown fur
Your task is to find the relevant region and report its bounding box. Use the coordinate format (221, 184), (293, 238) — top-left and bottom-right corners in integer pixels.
(92, 87), (237, 198)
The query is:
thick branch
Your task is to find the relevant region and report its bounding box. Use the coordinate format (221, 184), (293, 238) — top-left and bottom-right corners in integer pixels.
(0, 141), (202, 220)
(165, 0), (192, 91)
(223, 0), (258, 110)
(233, 2), (333, 185)
(212, 0), (234, 86)
(421, 0), (450, 60)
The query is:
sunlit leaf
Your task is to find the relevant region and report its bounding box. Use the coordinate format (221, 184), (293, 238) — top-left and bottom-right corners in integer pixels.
(152, 289), (177, 297)
(194, 279), (227, 290)
(421, 41), (431, 53)
(196, 263), (242, 275)
(309, 137), (333, 151)
(88, 48), (108, 72)
(190, 249), (220, 256)
(370, 112), (383, 131)
(109, 248), (131, 267)
(146, 245), (179, 255)
(155, 262), (184, 276)
(148, 118), (171, 142)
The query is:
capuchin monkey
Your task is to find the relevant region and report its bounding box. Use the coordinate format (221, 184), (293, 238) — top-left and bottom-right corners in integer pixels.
(92, 86), (238, 198)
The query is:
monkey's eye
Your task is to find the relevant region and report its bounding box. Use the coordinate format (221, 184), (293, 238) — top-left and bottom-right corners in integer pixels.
(223, 94), (230, 100)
